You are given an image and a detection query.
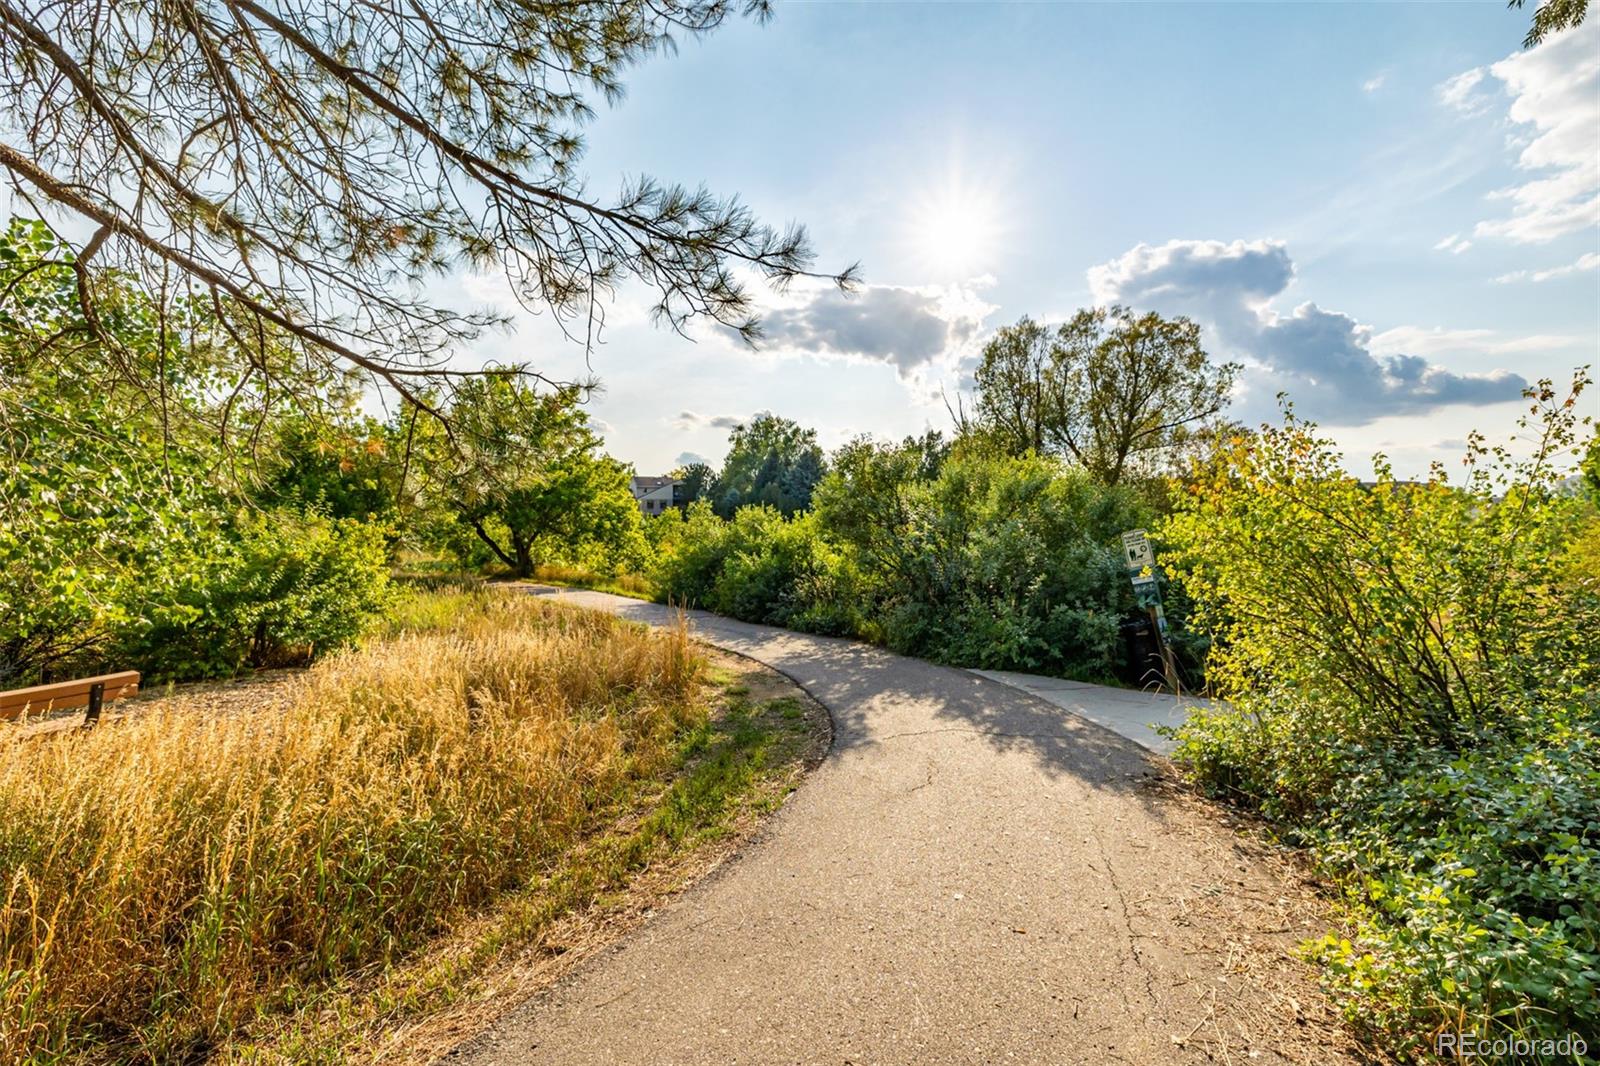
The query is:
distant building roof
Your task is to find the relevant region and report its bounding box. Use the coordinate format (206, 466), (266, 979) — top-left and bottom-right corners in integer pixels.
(631, 475), (675, 491)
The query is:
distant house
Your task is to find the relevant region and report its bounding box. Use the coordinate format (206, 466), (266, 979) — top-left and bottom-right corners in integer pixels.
(629, 475), (679, 516)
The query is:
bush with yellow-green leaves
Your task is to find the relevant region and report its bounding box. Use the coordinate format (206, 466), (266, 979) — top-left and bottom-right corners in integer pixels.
(1161, 374), (1599, 1056)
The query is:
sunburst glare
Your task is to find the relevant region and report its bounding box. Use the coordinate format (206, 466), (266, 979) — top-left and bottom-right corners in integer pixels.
(909, 174), (1003, 277)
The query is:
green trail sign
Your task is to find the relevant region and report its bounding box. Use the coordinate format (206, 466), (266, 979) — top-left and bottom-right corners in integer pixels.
(1120, 528), (1179, 692)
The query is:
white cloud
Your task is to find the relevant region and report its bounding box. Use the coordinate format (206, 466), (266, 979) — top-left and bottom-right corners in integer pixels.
(1089, 238), (1527, 425)
(1086, 238), (1293, 335)
(1460, 22), (1600, 244)
(671, 411), (743, 431)
(1368, 325), (1493, 357)
(1433, 233), (1473, 254)
(1484, 332), (1588, 353)
(753, 279), (997, 380)
(1362, 73), (1387, 94)
(1493, 251), (1600, 283)
(673, 451), (710, 468)
(1438, 67), (1488, 112)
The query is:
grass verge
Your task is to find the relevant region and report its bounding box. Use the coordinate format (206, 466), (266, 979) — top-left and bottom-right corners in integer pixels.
(0, 587), (823, 1063)
(219, 651), (826, 1064)
(521, 564), (657, 601)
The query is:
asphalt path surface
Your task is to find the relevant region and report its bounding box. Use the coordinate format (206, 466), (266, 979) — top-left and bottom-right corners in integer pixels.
(450, 588), (1356, 1066)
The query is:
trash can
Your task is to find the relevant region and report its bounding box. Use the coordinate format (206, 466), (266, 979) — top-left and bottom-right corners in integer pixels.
(1118, 615), (1166, 688)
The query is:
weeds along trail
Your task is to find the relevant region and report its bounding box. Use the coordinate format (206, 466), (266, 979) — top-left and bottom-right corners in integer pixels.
(0, 592), (703, 1062)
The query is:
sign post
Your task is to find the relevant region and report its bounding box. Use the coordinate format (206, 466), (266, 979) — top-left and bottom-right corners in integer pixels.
(1120, 529), (1180, 693)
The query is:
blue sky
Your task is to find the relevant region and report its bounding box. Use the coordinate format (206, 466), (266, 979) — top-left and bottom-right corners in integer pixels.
(455, 2), (1599, 477)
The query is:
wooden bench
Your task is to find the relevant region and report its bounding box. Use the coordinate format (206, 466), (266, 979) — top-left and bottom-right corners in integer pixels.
(0, 671), (142, 724)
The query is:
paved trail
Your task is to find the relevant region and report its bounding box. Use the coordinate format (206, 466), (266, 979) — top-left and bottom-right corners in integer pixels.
(452, 589), (1358, 1066)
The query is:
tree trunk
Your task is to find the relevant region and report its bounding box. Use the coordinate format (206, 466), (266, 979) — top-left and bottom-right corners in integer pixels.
(513, 536), (534, 579)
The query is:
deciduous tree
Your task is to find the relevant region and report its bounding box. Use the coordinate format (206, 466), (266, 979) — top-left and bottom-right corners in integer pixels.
(969, 306), (1237, 486)
(712, 412), (825, 516)
(672, 461), (718, 507)
(427, 380), (638, 576)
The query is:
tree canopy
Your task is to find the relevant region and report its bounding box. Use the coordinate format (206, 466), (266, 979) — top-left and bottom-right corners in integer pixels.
(1509, 0), (1588, 46)
(421, 379), (639, 577)
(711, 412), (826, 516)
(969, 306), (1237, 485)
(672, 461), (718, 506)
(0, 0), (853, 433)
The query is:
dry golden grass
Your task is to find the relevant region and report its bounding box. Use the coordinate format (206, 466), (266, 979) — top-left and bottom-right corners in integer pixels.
(527, 563), (656, 600)
(0, 590), (702, 1063)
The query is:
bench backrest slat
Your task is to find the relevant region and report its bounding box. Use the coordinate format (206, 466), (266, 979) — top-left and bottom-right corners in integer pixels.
(0, 671), (142, 720)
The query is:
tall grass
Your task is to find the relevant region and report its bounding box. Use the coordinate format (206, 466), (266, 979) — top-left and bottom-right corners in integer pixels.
(528, 563), (657, 601)
(0, 591), (702, 1062)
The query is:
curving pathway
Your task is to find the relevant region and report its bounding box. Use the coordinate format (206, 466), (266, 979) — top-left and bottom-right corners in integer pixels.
(450, 588), (1359, 1066)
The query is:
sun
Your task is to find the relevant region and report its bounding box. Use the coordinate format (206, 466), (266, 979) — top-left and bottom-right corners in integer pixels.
(911, 179), (1001, 277)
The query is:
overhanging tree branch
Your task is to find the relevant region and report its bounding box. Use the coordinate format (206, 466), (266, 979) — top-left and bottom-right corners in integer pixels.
(0, 0), (856, 442)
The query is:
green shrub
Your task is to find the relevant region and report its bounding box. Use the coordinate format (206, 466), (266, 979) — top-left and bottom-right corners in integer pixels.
(651, 447), (1161, 679)
(1161, 377), (1600, 1051)
(819, 448), (1150, 677)
(651, 504), (862, 636)
(0, 411), (221, 685)
(1, 218), (398, 686)
(118, 512), (394, 680)
(650, 500), (733, 608)
(1162, 392), (1595, 809)
(1306, 721), (1599, 1052)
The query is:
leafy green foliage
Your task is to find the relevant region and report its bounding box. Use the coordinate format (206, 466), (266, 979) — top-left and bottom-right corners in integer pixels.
(651, 438), (1152, 679)
(0, 413), (216, 682)
(830, 448), (1150, 676)
(419, 379), (643, 578)
(710, 412), (826, 517)
(1509, 0), (1589, 46)
(1, 219), (397, 685)
(1582, 428), (1599, 498)
(257, 417), (406, 525)
(1164, 382), (1596, 804)
(120, 514), (394, 681)
(969, 306), (1237, 485)
(1161, 374), (1600, 1048)
(1306, 725), (1599, 1052)
(652, 503), (862, 635)
(673, 461), (717, 506)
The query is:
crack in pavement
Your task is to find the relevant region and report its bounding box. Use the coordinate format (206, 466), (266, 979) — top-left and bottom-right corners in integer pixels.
(1092, 825), (1162, 1009)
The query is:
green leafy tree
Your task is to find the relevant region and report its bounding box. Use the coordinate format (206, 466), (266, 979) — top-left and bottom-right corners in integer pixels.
(257, 416), (406, 525)
(1162, 373), (1598, 792)
(650, 503), (860, 634)
(0, 218), (393, 683)
(427, 381), (640, 577)
(1162, 375), (1599, 1051)
(672, 461), (718, 507)
(712, 413), (826, 516)
(1, 219), (215, 681)
(1582, 427), (1600, 498)
(818, 446), (1148, 675)
(812, 431), (949, 591)
(970, 306), (1237, 486)
(970, 317), (1068, 457)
